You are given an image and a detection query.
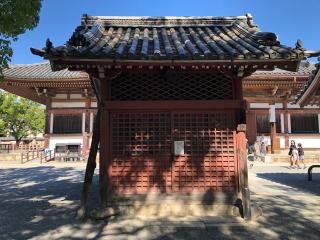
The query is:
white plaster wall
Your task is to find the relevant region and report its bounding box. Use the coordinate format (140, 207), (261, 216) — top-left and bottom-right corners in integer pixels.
(250, 103), (269, 109)
(279, 136), (285, 149)
(257, 135), (286, 148)
(51, 101), (85, 108)
(250, 103), (283, 109)
(303, 105), (320, 109)
(289, 136), (320, 148)
(49, 136), (83, 150)
(91, 102), (97, 108)
(256, 135), (271, 145)
(287, 103), (301, 109)
(70, 94), (84, 99)
(53, 94), (68, 99)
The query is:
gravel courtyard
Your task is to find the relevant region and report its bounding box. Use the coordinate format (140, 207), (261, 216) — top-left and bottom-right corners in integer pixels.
(0, 162), (319, 240)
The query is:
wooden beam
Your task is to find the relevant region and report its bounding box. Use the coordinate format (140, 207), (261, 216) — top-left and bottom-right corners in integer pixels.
(103, 100), (242, 110)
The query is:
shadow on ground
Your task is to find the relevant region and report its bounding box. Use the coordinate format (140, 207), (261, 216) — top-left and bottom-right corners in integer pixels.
(256, 172), (320, 195)
(0, 166), (319, 239)
(0, 166), (106, 239)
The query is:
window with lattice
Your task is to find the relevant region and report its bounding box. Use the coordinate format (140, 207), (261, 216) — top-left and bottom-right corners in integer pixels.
(291, 114), (319, 133)
(256, 115), (281, 134)
(110, 72), (233, 101)
(53, 115), (82, 134)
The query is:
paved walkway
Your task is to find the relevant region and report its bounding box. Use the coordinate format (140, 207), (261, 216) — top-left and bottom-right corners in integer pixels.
(0, 162), (319, 239)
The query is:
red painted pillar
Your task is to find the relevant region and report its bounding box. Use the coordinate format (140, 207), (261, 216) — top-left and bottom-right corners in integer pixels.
(237, 124), (251, 221)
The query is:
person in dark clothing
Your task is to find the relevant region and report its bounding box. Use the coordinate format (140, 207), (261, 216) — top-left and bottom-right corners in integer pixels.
(297, 143), (306, 169)
(288, 140), (298, 168)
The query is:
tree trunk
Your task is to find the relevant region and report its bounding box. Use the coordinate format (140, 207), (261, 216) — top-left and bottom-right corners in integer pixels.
(77, 110), (100, 219)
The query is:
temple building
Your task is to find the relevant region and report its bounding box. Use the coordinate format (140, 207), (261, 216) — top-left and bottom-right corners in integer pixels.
(2, 61), (319, 153)
(2, 14), (319, 217)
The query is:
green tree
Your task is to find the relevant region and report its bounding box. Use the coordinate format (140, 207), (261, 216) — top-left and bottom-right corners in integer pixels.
(0, 91), (45, 145)
(0, 0), (42, 77)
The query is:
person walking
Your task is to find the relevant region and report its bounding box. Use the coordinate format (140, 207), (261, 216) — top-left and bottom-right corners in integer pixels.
(254, 140), (261, 161)
(260, 142), (267, 156)
(297, 143), (306, 169)
(288, 140), (299, 168)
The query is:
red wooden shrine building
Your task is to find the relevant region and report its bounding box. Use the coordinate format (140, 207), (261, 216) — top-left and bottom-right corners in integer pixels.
(31, 14), (317, 212)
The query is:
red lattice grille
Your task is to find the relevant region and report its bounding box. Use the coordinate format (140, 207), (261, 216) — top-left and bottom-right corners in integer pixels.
(172, 155), (236, 192)
(111, 72), (233, 101)
(173, 112), (234, 155)
(111, 112), (171, 156)
(110, 111), (237, 193)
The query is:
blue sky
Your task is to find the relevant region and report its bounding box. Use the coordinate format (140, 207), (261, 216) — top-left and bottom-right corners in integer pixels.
(11, 0), (320, 64)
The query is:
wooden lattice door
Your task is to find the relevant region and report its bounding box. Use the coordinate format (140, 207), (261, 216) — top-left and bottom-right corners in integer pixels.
(171, 112), (237, 192)
(109, 111), (238, 193)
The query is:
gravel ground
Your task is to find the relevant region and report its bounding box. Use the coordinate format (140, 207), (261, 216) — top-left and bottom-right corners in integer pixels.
(0, 162), (319, 239)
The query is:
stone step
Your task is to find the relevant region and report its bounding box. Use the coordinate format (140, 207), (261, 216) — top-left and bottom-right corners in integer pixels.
(271, 155), (320, 163)
(106, 192), (239, 218)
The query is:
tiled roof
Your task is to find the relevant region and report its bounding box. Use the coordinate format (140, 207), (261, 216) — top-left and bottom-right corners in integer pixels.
(3, 62), (88, 80)
(295, 62), (320, 106)
(31, 14), (311, 62)
(253, 61), (316, 76)
(3, 61), (314, 83)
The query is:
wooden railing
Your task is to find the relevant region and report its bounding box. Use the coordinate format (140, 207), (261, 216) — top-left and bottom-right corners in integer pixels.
(19, 143), (44, 151)
(21, 149), (55, 164)
(21, 149), (41, 164)
(40, 150), (55, 163)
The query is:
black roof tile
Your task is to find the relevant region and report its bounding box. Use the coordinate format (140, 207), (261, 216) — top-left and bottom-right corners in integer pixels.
(31, 15), (312, 62)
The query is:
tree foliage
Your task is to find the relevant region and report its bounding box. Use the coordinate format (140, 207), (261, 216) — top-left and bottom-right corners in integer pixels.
(0, 0), (42, 77)
(0, 91), (45, 144)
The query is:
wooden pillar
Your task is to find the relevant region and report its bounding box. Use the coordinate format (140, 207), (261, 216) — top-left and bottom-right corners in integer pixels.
(280, 113), (285, 133)
(90, 112), (94, 133)
(270, 122), (277, 153)
(97, 67), (113, 208)
(269, 104), (279, 153)
(99, 109), (109, 208)
(49, 112), (54, 134)
(246, 109), (256, 145)
(287, 113), (291, 134)
(318, 114), (320, 133)
(234, 73), (251, 220)
(82, 112), (86, 134)
(237, 124), (251, 221)
(283, 102), (290, 149)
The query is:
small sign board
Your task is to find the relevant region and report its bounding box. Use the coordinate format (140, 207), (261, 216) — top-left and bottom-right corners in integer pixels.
(174, 141), (184, 155)
(269, 104), (276, 123)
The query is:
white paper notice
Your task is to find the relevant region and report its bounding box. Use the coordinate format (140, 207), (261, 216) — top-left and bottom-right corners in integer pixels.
(174, 141), (184, 155)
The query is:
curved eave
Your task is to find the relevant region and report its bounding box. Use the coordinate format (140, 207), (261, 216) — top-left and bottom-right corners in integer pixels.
(48, 58), (301, 72)
(296, 68), (320, 107)
(1, 75), (90, 88)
